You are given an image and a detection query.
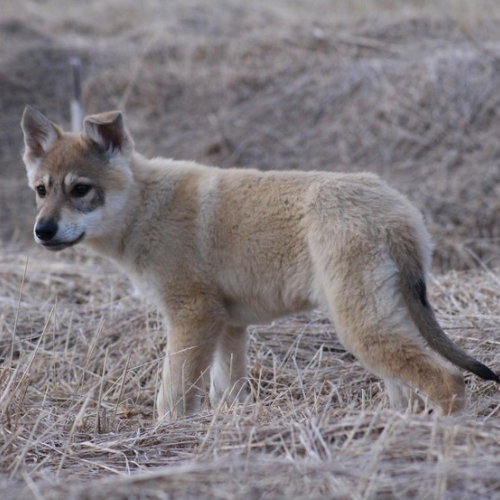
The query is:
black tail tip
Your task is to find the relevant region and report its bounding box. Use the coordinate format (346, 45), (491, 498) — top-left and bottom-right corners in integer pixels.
(474, 363), (500, 384)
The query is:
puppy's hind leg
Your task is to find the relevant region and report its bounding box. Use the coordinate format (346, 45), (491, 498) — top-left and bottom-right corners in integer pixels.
(383, 377), (426, 413)
(335, 314), (465, 414)
(323, 257), (465, 415)
(210, 325), (250, 408)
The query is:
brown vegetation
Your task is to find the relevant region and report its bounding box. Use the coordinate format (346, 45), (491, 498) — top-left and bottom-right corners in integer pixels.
(1, 249), (500, 499)
(2, 1), (500, 269)
(1, 1), (500, 498)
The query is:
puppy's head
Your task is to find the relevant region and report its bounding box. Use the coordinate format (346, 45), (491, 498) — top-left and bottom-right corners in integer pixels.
(21, 106), (134, 251)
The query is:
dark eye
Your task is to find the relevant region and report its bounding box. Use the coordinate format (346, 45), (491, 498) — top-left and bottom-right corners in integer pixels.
(36, 185), (46, 197)
(71, 184), (91, 197)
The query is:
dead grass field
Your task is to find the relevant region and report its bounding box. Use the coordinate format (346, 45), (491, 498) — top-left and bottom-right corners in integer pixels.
(1, 249), (500, 499)
(3, 0), (500, 268)
(2, 1), (500, 498)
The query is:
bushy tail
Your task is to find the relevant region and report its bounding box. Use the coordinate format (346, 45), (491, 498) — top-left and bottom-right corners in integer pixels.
(390, 236), (500, 383)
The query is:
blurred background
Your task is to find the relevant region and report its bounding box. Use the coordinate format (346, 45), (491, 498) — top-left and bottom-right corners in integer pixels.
(2, 0), (500, 271)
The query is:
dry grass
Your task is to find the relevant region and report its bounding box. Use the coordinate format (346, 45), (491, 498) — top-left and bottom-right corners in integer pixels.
(1, 248), (500, 499)
(2, 0), (500, 268)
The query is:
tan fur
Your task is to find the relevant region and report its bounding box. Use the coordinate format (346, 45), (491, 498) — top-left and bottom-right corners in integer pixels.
(22, 107), (498, 420)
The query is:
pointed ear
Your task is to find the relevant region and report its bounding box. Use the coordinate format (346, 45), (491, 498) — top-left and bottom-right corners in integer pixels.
(82, 111), (134, 162)
(21, 106), (61, 164)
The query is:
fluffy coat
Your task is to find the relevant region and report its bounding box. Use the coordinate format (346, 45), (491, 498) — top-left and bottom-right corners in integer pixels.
(21, 106), (499, 419)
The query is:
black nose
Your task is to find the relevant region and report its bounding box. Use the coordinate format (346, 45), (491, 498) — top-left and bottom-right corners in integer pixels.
(35, 220), (58, 241)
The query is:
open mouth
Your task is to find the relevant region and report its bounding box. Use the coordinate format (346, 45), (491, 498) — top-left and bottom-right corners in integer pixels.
(39, 232), (85, 251)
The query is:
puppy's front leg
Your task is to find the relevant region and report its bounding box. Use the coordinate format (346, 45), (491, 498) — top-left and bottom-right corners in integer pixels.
(157, 316), (221, 421)
(210, 325), (250, 408)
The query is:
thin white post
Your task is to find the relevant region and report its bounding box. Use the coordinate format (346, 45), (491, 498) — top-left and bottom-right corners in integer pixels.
(69, 57), (83, 132)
